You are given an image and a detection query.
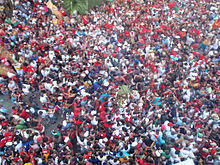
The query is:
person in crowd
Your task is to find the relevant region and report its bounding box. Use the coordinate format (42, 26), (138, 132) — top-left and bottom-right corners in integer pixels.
(0, 0), (219, 164)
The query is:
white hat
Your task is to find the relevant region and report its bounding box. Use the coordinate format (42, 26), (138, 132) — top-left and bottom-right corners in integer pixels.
(150, 52), (155, 57)
(138, 103), (143, 107)
(99, 139), (103, 144)
(210, 142), (217, 147)
(104, 81), (109, 87)
(197, 137), (202, 142)
(210, 6), (218, 11)
(6, 142), (13, 146)
(133, 90), (139, 96)
(63, 120), (67, 127)
(111, 67), (115, 71)
(201, 64), (205, 68)
(174, 48), (179, 51)
(64, 137), (70, 143)
(81, 73), (86, 77)
(114, 130), (120, 136)
(145, 118), (149, 124)
(156, 150), (161, 157)
(103, 138), (108, 142)
(202, 148), (209, 153)
(84, 131), (89, 137)
(16, 130), (21, 135)
(130, 103), (135, 109)
(91, 110), (97, 115)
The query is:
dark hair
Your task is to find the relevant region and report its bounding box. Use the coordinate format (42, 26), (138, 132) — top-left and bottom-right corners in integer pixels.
(119, 151), (123, 156)
(107, 156), (111, 160)
(175, 150), (180, 155)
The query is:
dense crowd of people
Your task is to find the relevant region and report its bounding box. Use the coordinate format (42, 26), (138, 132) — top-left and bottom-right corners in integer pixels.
(0, 0), (219, 164)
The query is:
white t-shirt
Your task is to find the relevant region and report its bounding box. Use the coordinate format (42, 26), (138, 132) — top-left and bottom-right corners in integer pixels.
(40, 95), (47, 103)
(45, 83), (52, 91)
(91, 116), (98, 125)
(41, 68), (50, 77)
(8, 81), (16, 89)
(38, 110), (48, 118)
(49, 50), (55, 60)
(179, 149), (195, 159)
(22, 84), (30, 95)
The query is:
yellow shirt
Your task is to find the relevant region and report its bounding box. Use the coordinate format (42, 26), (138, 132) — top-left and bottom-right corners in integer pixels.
(53, 18), (58, 26)
(119, 156), (130, 163)
(44, 153), (49, 162)
(24, 163), (32, 165)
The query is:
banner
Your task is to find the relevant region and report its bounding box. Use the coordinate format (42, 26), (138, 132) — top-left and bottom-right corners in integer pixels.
(46, 1), (62, 19)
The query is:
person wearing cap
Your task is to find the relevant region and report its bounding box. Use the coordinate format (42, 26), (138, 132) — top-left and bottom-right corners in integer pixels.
(0, 0), (219, 164)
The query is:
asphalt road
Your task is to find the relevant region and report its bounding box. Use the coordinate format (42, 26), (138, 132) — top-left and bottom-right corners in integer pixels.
(0, 95), (13, 113)
(0, 94), (61, 136)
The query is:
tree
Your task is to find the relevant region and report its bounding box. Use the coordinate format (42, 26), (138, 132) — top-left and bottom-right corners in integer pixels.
(63, 0), (88, 15)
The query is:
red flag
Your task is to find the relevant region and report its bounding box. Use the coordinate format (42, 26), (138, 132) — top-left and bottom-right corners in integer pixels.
(82, 16), (89, 25)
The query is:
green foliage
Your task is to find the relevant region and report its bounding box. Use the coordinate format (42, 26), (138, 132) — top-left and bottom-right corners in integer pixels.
(88, 0), (105, 10)
(63, 0), (106, 15)
(63, 0), (88, 15)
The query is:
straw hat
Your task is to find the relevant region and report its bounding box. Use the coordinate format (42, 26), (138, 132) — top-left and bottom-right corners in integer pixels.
(211, 113), (219, 120)
(156, 150), (161, 157)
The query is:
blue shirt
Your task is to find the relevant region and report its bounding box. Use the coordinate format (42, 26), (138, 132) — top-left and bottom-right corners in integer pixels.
(153, 97), (161, 105)
(176, 118), (183, 126)
(31, 56), (39, 61)
(93, 81), (101, 90)
(99, 94), (109, 102)
(158, 135), (165, 144)
(22, 140), (33, 151)
(116, 151), (129, 158)
(88, 158), (99, 163)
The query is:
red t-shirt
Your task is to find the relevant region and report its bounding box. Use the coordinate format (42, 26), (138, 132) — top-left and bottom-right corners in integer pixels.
(0, 138), (7, 147)
(20, 109), (29, 119)
(124, 31), (130, 38)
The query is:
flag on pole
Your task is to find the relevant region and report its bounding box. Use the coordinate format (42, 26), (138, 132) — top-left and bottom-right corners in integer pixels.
(82, 16), (89, 25)
(46, 1), (62, 19)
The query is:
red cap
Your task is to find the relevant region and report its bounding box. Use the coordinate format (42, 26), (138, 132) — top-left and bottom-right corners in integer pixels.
(210, 148), (216, 155)
(82, 96), (87, 100)
(4, 132), (11, 137)
(59, 40), (64, 44)
(8, 136), (13, 141)
(13, 157), (20, 163)
(168, 122), (173, 126)
(112, 53), (117, 58)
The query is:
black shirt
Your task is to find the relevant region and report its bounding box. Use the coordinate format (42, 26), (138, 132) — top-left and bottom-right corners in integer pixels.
(180, 127), (187, 134)
(143, 137), (153, 147)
